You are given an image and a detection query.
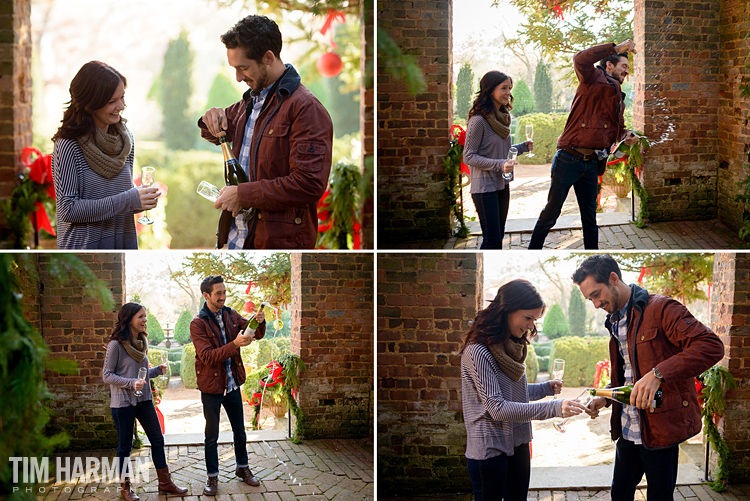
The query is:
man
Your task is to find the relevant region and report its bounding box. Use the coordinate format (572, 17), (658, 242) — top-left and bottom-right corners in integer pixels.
(190, 275), (266, 496)
(529, 40), (639, 249)
(199, 15), (333, 249)
(571, 254), (724, 500)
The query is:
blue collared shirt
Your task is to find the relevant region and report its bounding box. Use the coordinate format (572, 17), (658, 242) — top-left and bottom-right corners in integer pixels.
(227, 85), (272, 249)
(213, 310), (238, 394)
(611, 299), (641, 444)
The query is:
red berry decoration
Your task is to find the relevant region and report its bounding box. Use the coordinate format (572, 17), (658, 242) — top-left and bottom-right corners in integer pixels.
(317, 51), (342, 78)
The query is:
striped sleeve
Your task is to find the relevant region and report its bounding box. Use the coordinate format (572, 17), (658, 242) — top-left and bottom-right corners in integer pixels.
(463, 344), (561, 423)
(462, 116), (504, 172)
(53, 139), (141, 224)
(528, 381), (554, 401)
(102, 341), (133, 390)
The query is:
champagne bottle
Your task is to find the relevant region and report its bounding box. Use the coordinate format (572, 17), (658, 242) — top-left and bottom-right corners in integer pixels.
(241, 303), (265, 339)
(611, 132), (637, 159)
(589, 385), (663, 408)
(219, 133), (249, 185)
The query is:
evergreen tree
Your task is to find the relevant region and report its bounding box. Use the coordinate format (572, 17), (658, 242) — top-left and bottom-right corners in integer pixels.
(568, 287), (587, 336)
(542, 303), (570, 339)
(159, 29), (197, 150)
(455, 62), (474, 120)
(205, 71), (241, 112)
(512, 79), (535, 116)
(534, 60), (554, 113)
(147, 312), (165, 345)
(173, 309), (193, 345)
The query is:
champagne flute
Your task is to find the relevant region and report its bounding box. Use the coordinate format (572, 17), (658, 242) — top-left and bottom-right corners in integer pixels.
(197, 180), (221, 203)
(553, 388), (592, 433)
(552, 359), (565, 399)
(138, 166), (155, 225)
(525, 124), (535, 157)
(134, 367), (148, 397)
(504, 147), (518, 181)
(159, 351), (169, 382)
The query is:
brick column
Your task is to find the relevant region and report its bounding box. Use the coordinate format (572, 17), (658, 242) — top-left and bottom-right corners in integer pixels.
(377, 253), (482, 495)
(717, 0), (750, 231)
(291, 253), (374, 439)
(0, 0), (33, 240)
(633, 0), (720, 222)
(377, 1), (453, 244)
(710, 252), (750, 482)
(19, 253), (125, 450)
(360, 0), (374, 249)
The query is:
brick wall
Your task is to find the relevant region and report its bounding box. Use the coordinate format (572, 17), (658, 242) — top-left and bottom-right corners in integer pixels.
(291, 253), (374, 439)
(18, 253), (125, 450)
(633, 0), (720, 222)
(377, 253), (482, 495)
(0, 0), (33, 241)
(377, 1), (453, 244)
(710, 252), (750, 482)
(361, 0), (374, 250)
(717, 0), (750, 230)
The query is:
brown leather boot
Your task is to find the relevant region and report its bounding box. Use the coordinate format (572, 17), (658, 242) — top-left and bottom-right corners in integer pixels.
(157, 466), (188, 495)
(203, 476), (218, 496)
(120, 479), (139, 501)
(235, 466), (260, 486)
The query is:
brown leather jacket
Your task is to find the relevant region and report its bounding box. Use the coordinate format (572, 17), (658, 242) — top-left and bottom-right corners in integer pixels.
(199, 64), (333, 249)
(604, 284), (724, 449)
(557, 43), (629, 150)
(189, 303), (266, 395)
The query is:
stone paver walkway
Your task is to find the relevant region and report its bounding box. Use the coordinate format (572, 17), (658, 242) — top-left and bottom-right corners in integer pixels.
(35, 438), (373, 501)
(388, 219), (744, 250)
(380, 483), (750, 501)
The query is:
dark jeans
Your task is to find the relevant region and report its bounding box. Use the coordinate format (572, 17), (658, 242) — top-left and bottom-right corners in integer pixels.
(111, 400), (167, 478)
(612, 438), (679, 501)
(529, 149), (599, 249)
(201, 389), (248, 476)
(466, 443), (531, 501)
(472, 187), (510, 249)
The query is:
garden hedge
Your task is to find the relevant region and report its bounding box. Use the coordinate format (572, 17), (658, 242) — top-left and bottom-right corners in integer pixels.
(549, 336), (610, 387)
(515, 113), (568, 165)
(181, 343), (197, 389)
(526, 343), (539, 383)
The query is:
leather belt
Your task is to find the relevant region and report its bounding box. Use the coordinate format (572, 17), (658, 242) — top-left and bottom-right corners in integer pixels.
(561, 148), (598, 162)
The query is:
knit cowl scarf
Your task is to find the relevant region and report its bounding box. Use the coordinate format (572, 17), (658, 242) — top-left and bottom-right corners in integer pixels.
(487, 335), (527, 381)
(77, 122), (132, 179)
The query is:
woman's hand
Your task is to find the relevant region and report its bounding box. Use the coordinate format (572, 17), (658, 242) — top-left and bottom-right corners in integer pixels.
(549, 379), (563, 395)
(134, 379), (145, 391)
(502, 159), (516, 175)
(525, 140), (534, 151)
(561, 399), (590, 418)
(138, 186), (160, 210)
(160, 364), (168, 375)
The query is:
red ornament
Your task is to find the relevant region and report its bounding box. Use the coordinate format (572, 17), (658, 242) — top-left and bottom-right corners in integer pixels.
(317, 52), (342, 78)
(243, 301), (256, 313)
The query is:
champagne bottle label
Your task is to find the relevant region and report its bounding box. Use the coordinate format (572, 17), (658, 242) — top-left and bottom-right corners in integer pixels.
(241, 304), (265, 338)
(590, 386), (662, 408)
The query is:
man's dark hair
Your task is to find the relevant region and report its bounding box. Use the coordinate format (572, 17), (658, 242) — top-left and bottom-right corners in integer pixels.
(200, 275), (224, 295)
(597, 52), (628, 72)
(220, 15), (282, 62)
(571, 254), (622, 285)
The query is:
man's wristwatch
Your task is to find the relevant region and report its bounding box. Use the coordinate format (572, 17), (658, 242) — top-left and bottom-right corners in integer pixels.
(652, 367), (665, 383)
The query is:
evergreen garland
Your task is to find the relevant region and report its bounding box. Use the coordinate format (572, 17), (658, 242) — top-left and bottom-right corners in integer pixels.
(606, 132), (651, 227)
(443, 126), (470, 238)
(698, 365), (737, 491)
(734, 26), (750, 244)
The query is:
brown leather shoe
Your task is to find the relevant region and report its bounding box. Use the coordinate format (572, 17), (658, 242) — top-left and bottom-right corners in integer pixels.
(203, 476), (218, 496)
(235, 466), (260, 486)
(120, 479), (139, 501)
(157, 466), (188, 495)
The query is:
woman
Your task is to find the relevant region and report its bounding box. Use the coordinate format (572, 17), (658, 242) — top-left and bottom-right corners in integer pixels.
(460, 280), (590, 500)
(52, 61), (159, 249)
(102, 303), (187, 500)
(463, 71), (533, 249)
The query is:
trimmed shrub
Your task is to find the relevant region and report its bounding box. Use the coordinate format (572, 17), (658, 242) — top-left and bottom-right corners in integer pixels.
(174, 310), (192, 345)
(568, 287), (587, 336)
(526, 343), (538, 383)
(181, 343), (197, 389)
(168, 347), (182, 362)
(549, 336), (610, 387)
(534, 60), (554, 113)
(532, 339), (554, 357)
(146, 313), (164, 345)
(455, 62), (474, 121)
(515, 113), (568, 164)
(513, 80), (535, 116)
(537, 355), (550, 373)
(543, 304), (570, 339)
(169, 360), (181, 376)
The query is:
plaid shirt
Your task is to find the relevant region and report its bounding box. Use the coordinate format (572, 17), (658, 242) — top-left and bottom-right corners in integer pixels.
(213, 310), (238, 394)
(611, 300), (642, 444)
(227, 85), (271, 249)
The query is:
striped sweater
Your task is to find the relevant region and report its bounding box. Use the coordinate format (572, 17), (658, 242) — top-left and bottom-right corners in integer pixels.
(461, 342), (562, 460)
(463, 114), (529, 194)
(52, 135), (141, 249)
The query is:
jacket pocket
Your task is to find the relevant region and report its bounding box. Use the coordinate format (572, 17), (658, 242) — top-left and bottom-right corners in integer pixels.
(263, 122), (290, 138)
(295, 141), (327, 173)
(635, 327), (663, 364)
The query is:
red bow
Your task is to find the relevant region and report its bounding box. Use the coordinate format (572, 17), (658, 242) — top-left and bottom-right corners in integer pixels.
(245, 281), (256, 294)
(320, 9), (345, 48)
(450, 125), (470, 176)
(260, 361), (284, 388)
(606, 155), (628, 166)
(248, 392), (263, 406)
(553, 5), (564, 19)
(20, 147), (56, 237)
(637, 267), (652, 284)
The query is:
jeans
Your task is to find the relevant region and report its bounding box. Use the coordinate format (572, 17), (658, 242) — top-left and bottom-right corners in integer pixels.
(111, 400), (167, 478)
(472, 187), (510, 249)
(612, 438), (679, 501)
(529, 149), (599, 249)
(201, 389), (248, 476)
(466, 443), (531, 501)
